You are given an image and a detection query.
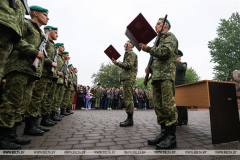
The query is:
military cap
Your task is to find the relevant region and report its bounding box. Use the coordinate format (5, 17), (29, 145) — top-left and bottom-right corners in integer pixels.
(55, 43), (64, 46)
(159, 18), (171, 30)
(127, 40), (134, 47)
(68, 64), (72, 68)
(177, 50), (183, 57)
(97, 83), (101, 85)
(74, 67), (77, 70)
(61, 51), (69, 54)
(29, 6), (48, 14)
(44, 26), (58, 30)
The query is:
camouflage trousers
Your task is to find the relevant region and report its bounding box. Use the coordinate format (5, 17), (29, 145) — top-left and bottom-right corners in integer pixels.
(25, 77), (52, 118)
(54, 84), (65, 111)
(123, 79), (134, 114)
(61, 88), (71, 109)
(41, 80), (57, 115)
(95, 98), (100, 108)
(0, 25), (14, 82)
(67, 91), (75, 109)
(152, 80), (178, 126)
(0, 71), (36, 128)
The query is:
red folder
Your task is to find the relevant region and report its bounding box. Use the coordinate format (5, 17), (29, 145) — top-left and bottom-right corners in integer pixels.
(104, 45), (121, 60)
(125, 13), (157, 51)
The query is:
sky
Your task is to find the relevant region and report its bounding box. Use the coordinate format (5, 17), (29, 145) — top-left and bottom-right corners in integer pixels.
(27, 0), (240, 86)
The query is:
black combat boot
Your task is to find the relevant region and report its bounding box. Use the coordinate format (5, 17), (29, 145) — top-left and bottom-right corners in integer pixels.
(60, 109), (70, 116)
(119, 113), (133, 127)
(48, 114), (57, 125)
(56, 111), (64, 118)
(156, 125), (177, 149)
(40, 115), (54, 126)
(8, 124), (31, 145)
(66, 108), (74, 114)
(0, 127), (21, 149)
(148, 123), (168, 145)
(50, 111), (62, 121)
(34, 117), (50, 132)
(24, 117), (44, 136)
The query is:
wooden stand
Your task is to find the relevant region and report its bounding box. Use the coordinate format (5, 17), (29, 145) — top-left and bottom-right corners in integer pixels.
(175, 80), (240, 144)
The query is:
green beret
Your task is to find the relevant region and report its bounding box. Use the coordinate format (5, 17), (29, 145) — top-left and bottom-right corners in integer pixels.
(61, 51), (69, 55)
(74, 68), (76, 70)
(127, 40), (134, 47)
(55, 43), (64, 46)
(159, 18), (171, 30)
(177, 50), (183, 57)
(44, 26), (58, 31)
(97, 83), (101, 85)
(68, 64), (72, 68)
(30, 6), (48, 14)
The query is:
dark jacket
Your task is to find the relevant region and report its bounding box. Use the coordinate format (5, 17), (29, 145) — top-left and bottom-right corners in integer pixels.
(175, 62), (187, 86)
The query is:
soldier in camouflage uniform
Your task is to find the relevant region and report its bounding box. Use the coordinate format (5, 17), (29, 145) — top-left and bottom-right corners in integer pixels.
(175, 50), (188, 125)
(52, 43), (67, 117)
(61, 64), (74, 113)
(40, 26), (62, 127)
(140, 18), (178, 149)
(0, 0), (29, 83)
(94, 83), (102, 109)
(57, 51), (70, 116)
(66, 65), (75, 114)
(71, 68), (78, 110)
(0, 6), (48, 149)
(112, 40), (138, 127)
(147, 87), (153, 109)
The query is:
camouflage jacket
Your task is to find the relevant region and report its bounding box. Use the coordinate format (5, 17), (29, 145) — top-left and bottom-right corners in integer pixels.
(0, 0), (25, 42)
(175, 62), (187, 85)
(73, 73), (78, 91)
(94, 88), (102, 98)
(146, 32), (178, 81)
(65, 70), (74, 90)
(5, 19), (44, 78)
(42, 39), (58, 80)
(147, 90), (153, 99)
(116, 50), (138, 82)
(56, 54), (65, 84)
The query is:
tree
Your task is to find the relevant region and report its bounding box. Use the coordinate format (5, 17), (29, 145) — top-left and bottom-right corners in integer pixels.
(208, 12), (240, 80)
(91, 63), (121, 88)
(135, 77), (152, 90)
(185, 67), (201, 83)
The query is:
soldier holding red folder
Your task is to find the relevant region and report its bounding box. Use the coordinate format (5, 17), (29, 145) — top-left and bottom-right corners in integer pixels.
(140, 17), (178, 149)
(112, 40), (138, 127)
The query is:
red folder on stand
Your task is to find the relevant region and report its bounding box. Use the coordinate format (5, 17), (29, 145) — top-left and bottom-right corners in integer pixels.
(104, 45), (121, 60)
(125, 13), (157, 51)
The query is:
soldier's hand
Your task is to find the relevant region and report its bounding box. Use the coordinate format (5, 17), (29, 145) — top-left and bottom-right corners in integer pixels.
(58, 71), (63, 76)
(52, 62), (57, 68)
(112, 58), (117, 64)
(145, 67), (150, 74)
(37, 51), (44, 59)
(139, 43), (147, 51)
(2, 79), (6, 84)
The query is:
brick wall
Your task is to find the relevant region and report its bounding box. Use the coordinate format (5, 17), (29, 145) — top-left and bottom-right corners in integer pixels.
(233, 70), (240, 108)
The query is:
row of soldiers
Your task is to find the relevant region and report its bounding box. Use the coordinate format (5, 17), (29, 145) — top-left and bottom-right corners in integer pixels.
(0, 3), (77, 149)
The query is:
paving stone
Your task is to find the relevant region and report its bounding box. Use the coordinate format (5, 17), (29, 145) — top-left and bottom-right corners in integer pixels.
(10, 110), (240, 160)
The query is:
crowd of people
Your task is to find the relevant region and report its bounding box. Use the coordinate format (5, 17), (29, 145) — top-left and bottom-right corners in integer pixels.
(71, 84), (154, 110)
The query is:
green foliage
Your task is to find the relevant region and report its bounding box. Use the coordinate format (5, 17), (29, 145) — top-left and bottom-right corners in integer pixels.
(135, 77), (152, 90)
(185, 67), (200, 83)
(208, 12), (240, 80)
(91, 63), (121, 88)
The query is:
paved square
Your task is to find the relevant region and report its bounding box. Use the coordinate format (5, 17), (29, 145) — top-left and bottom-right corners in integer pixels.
(2, 110), (240, 160)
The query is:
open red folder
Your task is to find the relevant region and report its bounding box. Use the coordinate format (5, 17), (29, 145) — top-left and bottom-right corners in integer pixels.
(125, 13), (157, 51)
(104, 45), (121, 60)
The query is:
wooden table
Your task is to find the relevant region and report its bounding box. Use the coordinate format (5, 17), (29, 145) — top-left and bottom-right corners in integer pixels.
(175, 80), (240, 144)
